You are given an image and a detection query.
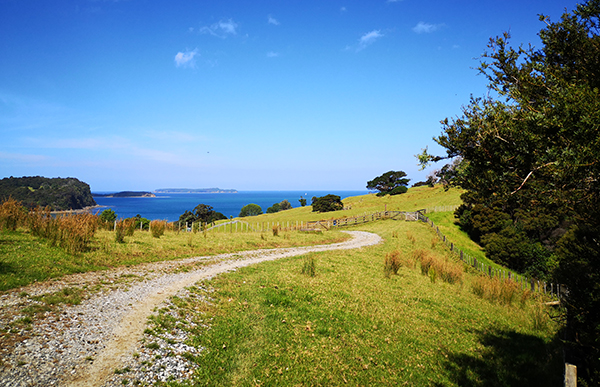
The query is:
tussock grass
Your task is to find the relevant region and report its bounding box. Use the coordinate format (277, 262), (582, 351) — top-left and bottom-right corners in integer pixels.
(0, 198), (24, 231)
(150, 220), (166, 238)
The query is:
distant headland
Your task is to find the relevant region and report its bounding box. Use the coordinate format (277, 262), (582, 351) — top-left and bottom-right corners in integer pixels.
(155, 188), (238, 194)
(92, 191), (156, 198)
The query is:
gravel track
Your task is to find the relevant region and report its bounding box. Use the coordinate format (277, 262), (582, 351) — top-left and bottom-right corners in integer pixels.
(0, 231), (382, 387)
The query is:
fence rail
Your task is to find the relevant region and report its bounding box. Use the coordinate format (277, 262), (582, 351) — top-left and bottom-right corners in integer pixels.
(417, 210), (565, 300)
(178, 208), (562, 299)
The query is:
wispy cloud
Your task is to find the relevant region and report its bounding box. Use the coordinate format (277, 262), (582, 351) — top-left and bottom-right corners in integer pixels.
(266, 51), (279, 58)
(412, 21), (444, 34)
(0, 151), (48, 163)
(340, 6), (347, 12)
(358, 30), (384, 50)
(268, 15), (279, 26)
(174, 49), (198, 68)
(200, 19), (238, 38)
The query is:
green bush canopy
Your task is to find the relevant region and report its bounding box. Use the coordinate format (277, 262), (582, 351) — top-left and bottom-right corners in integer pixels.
(311, 194), (343, 213)
(366, 171), (410, 197)
(239, 203), (263, 217)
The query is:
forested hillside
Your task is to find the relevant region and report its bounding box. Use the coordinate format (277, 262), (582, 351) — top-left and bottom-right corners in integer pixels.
(0, 176), (96, 211)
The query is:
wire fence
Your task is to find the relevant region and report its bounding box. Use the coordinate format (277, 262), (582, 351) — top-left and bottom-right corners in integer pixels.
(416, 210), (565, 300)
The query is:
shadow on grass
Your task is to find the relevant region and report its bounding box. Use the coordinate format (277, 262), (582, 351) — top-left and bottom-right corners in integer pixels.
(440, 328), (563, 387)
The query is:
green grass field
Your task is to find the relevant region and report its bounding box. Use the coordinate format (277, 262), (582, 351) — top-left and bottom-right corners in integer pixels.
(146, 220), (562, 386)
(1, 186), (563, 386)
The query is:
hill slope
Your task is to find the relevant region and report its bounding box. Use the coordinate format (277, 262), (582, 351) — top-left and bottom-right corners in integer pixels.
(0, 176), (96, 211)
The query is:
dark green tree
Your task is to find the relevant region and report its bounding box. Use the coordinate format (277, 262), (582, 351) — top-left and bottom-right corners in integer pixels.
(178, 204), (226, 226)
(239, 203), (263, 217)
(311, 195), (343, 213)
(418, 2), (600, 382)
(279, 199), (292, 211)
(266, 203), (281, 214)
(299, 197), (307, 207)
(99, 209), (117, 224)
(366, 171), (410, 196)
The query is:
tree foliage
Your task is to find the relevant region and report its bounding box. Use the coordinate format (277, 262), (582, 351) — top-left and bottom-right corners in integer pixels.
(311, 194), (343, 213)
(179, 204), (226, 225)
(419, 2), (600, 382)
(239, 203), (263, 217)
(99, 209), (117, 224)
(366, 171), (410, 196)
(266, 200), (293, 214)
(0, 176), (96, 211)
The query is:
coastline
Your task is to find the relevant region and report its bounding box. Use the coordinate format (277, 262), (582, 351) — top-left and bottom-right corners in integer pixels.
(50, 205), (105, 215)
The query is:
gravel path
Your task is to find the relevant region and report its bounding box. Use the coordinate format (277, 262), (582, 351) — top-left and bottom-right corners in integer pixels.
(0, 231), (382, 387)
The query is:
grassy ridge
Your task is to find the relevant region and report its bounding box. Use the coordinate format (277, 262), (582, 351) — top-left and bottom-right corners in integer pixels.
(148, 220), (561, 386)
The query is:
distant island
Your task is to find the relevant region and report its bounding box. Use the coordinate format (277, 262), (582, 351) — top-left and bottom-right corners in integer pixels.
(155, 188), (238, 194)
(0, 176), (96, 211)
(92, 191), (156, 198)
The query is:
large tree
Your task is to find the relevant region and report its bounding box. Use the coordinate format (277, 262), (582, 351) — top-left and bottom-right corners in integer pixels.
(179, 204), (226, 225)
(419, 2), (600, 383)
(366, 171), (410, 196)
(311, 195), (343, 213)
(239, 203), (263, 217)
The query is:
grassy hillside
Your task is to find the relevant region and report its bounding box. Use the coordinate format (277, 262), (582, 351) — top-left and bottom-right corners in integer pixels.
(139, 219), (562, 386)
(1, 185), (563, 385)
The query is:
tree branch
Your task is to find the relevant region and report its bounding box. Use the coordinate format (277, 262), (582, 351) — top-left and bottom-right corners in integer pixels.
(511, 161), (558, 194)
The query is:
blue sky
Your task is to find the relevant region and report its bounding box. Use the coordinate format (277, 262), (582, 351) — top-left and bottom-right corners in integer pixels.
(0, 0), (581, 191)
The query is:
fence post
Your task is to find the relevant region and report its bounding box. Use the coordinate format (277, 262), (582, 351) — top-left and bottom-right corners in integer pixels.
(565, 363), (577, 387)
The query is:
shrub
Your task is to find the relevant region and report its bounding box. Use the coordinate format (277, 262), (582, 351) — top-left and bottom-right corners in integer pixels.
(150, 220), (166, 238)
(239, 203), (263, 217)
(272, 224), (279, 237)
(311, 195), (343, 213)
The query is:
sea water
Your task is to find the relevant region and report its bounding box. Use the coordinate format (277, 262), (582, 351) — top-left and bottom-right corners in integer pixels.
(92, 191), (370, 222)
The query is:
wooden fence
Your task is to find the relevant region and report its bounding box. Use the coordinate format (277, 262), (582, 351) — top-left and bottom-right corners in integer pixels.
(179, 209), (563, 299)
(416, 210), (565, 300)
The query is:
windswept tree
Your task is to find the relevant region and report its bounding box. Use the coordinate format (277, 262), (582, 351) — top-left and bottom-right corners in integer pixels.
(366, 171), (410, 196)
(418, 2), (600, 382)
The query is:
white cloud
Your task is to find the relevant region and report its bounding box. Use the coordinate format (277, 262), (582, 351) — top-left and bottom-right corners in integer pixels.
(412, 21), (444, 34)
(268, 15), (279, 25)
(200, 19), (238, 38)
(340, 7), (347, 12)
(358, 30), (384, 50)
(174, 49), (198, 68)
(267, 51), (279, 58)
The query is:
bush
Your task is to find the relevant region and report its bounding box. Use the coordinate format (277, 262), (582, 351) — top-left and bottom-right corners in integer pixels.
(239, 203), (263, 217)
(311, 195), (343, 213)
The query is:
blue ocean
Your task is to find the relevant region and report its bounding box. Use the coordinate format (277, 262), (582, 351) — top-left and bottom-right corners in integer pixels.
(92, 191), (370, 222)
